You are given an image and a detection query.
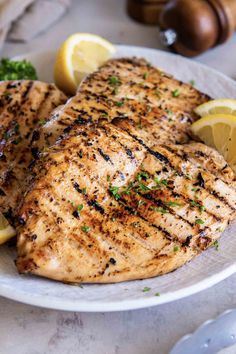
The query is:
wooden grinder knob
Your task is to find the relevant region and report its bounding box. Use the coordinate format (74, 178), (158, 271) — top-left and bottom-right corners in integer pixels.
(159, 0), (236, 56)
(127, 0), (169, 25)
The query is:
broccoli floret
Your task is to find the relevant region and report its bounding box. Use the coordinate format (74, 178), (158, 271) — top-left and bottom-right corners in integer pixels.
(0, 58), (38, 81)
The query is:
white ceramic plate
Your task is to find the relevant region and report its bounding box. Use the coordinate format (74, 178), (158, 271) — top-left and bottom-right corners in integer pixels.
(0, 45), (236, 312)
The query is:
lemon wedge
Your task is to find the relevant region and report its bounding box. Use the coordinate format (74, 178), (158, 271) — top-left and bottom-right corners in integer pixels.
(0, 213), (16, 245)
(54, 33), (116, 95)
(191, 114), (236, 173)
(195, 99), (236, 117)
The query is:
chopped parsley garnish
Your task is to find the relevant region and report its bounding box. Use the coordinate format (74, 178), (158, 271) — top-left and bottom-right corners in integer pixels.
(115, 101), (124, 107)
(81, 188), (87, 195)
(12, 136), (22, 145)
(137, 199), (145, 207)
(191, 187), (198, 192)
(108, 76), (121, 95)
(155, 292), (160, 297)
(38, 119), (46, 126)
(77, 204), (84, 213)
(3, 131), (11, 140)
(150, 207), (168, 214)
(143, 72), (149, 79)
(2, 91), (11, 98)
(142, 287), (151, 292)
(107, 175), (111, 182)
(173, 245), (180, 252)
(137, 171), (149, 181)
(189, 79), (196, 86)
(100, 112), (108, 118)
(108, 76), (120, 86)
(160, 179), (168, 186)
(136, 182), (150, 192)
(109, 185), (121, 200)
(195, 218), (204, 225)
(166, 201), (182, 207)
(154, 177), (168, 186)
(81, 225), (90, 233)
(199, 205), (206, 213)
(155, 89), (160, 97)
(190, 200), (205, 213)
(0, 58), (38, 80)
(190, 200), (199, 207)
(14, 123), (20, 133)
(213, 240), (219, 251)
(172, 89), (180, 97)
(122, 182), (133, 195)
(165, 109), (173, 116)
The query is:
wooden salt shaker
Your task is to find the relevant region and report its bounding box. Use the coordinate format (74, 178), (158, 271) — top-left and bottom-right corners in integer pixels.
(159, 0), (236, 56)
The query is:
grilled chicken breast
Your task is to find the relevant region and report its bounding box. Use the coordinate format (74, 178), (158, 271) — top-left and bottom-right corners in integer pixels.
(33, 58), (209, 152)
(16, 58), (236, 283)
(16, 121), (236, 283)
(0, 80), (67, 222)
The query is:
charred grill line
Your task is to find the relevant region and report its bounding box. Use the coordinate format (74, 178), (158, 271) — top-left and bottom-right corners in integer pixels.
(22, 81), (34, 100)
(71, 176), (172, 255)
(159, 145), (236, 212)
(118, 197), (175, 242)
(140, 192), (196, 228)
(87, 200), (105, 214)
(166, 187), (223, 222)
(122, 129), (170, 164)
(137, 164), (222, 223)
(34, 86), (52, 117)
(1, 81), (34, 138)
(97, 148), (114, 165)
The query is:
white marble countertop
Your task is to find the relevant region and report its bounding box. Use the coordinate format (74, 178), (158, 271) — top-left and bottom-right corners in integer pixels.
(1, 1), (236, 353)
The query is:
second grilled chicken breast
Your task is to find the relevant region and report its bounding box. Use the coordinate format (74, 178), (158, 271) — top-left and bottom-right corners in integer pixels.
(16, 122), (236, 283)
(33, 58), (209, 152)
(0, 80), (67, 222)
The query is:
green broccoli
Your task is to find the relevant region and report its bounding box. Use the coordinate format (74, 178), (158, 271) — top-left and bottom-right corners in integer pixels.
(0, 58), (38, 81)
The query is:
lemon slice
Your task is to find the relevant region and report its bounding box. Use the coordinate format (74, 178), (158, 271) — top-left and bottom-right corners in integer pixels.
(195, 99), (236, 117)
(54, 33), (116, 95)
(0, 213), (16, 245)
(191, 114), (236, 173)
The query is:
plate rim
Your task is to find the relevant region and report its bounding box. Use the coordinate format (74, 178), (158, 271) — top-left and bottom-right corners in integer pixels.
(1, 44), (236, 312)
(1, 262), (236, 312)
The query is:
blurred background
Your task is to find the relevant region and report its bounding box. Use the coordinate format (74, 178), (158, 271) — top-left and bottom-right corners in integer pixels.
(1, 0), (236, 77)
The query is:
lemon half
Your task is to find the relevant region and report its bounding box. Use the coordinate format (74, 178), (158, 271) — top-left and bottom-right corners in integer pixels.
(0, 213), (16, 245)
(191, 114), (236, 173)
(54, 33), (116, 95)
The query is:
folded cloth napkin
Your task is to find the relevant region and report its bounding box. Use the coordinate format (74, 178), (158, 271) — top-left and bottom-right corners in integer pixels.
(0, 0), (71, 50)
(0, 0), (34, 49)
(8, 0), (71, 42)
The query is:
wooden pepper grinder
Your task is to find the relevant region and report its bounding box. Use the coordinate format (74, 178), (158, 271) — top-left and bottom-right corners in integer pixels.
(159, 0), (236, 56)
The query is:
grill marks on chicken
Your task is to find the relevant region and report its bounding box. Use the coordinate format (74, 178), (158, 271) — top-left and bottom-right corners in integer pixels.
(0, 81), (67, 220)
(17, 122), (236, 283)
(34, 58), (209, 152)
